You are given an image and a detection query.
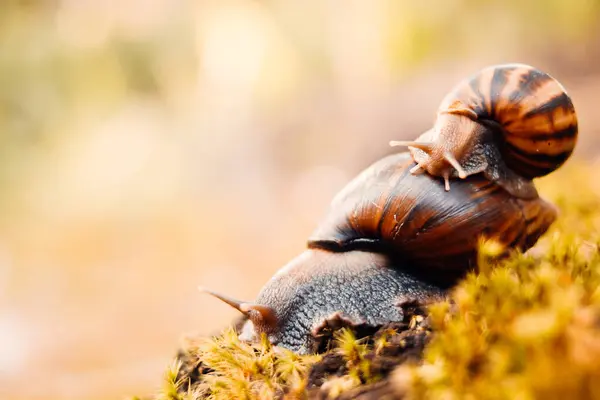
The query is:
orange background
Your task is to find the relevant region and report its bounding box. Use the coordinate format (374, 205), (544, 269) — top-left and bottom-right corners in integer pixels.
(1, 1), (600, 399)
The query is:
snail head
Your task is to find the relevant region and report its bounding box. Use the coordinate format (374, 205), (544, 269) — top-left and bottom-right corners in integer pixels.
(390, 100), (486, 191)
(198, 287), (279, 343)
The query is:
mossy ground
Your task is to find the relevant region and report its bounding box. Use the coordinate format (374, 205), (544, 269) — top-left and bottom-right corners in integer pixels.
(142, 161), (600, 400)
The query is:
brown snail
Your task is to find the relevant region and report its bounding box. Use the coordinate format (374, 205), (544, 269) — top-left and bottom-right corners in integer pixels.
(390, 63), (578, 199)
(200, 151), (559, 354)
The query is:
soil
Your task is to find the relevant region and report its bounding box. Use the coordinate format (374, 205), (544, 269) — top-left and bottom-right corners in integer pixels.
(174, 302), (434, 399)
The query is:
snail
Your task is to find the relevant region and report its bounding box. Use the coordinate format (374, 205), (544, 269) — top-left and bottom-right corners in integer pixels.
(200, 248), (447, 355)
(389, 63), (578, 199)
(200, 152), (558, 354)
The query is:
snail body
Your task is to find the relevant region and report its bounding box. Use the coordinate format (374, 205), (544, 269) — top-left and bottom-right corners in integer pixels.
(201, 152), (558, 354)
(390, 63), (578, 199)
(203, 249), (445, 355)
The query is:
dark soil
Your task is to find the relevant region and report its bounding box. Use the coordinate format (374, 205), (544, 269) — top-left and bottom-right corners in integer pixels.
(305, 302), (432, 399)
(174, 303), (434, 399)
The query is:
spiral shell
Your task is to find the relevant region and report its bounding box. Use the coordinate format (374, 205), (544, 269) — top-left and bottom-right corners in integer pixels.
(390, 63), (578, 199)
(308, 152), (557, 277)
(444, 63), (577, 177)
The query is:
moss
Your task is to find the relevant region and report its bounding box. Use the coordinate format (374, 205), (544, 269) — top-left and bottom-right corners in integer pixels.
(401, 162), (600, 399)
(145, 161), (600, 399)
(168, 329), (320, 400)
(162, 304), (432, 399)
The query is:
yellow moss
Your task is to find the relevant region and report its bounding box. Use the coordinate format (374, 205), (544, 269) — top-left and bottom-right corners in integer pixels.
(149, 161), (600, 400)
(408, 162), (600, 399)
(176, 328), (320, 400)
(333, 328), (379, 388)
(319, 375), (358, 399)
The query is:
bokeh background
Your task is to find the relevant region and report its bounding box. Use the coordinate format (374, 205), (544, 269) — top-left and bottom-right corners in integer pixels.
(1, 1), (600, 399)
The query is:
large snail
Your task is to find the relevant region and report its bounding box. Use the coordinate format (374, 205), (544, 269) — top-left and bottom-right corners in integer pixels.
(201, 247), (447, 355)
(200, 151), (559, 354)
(198, 64), (575, 355)
(390, 63), (578, 199)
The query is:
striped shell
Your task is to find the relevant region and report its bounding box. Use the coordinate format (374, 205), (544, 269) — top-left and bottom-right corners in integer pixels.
(390, 63), (578, 200)
(308, 152), (557, 280)
(442, 63), (578, 179)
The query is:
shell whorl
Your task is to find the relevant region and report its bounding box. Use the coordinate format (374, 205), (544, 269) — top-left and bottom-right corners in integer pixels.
(441, 63), (578, 179)
(308, 152), (558, 279)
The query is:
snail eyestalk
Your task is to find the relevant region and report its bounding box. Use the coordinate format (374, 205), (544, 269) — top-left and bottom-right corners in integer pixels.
(443, 172), (451, 191)
(410, 164), (423, 175)
(199, 286), (248, 313)
(199, 286), (279, 333)
(389, 141), (434, 153)
(443, 152), (468, 179)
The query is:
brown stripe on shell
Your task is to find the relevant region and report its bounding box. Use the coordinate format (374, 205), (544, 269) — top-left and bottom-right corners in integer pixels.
(492, 65), (534, 118)
(346, 156), (413, 237)
(476, 64), (577, 179)
(490, 212), (524, 248)
(467, 67), (493, 116)
(505, 141), (573, 165)
(503, 72), (575, 133)
(521, 202), (558, 248)
(522, 92), (573, 119)
(511, 195), (534, 248)
(308, 152), (558, 273)
(513, 74), (570, 117)
(505, 136), (576, 161)
(508, 223), (528, 250)
(527, 208), (558, 239)
(438, 68), (493, 117)
(489, 66), (518, 119)
(506, 68), (553, 106)
(507, 101), (577, 139)
(348, 183), (390, 236)
(507, 124), (577, 141)
(469, 180), (503, 200)
(378, 165), (415, 239)
(515, 197), (558, 249)
(503, 144), (572, 178)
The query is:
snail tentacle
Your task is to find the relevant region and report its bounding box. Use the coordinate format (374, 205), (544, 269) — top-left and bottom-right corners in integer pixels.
(443, 151), (468, 179)
(389, 140), (434, 152)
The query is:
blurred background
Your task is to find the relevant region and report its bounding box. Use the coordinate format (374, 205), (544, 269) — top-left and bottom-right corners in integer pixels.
(1, 0), (599, 399)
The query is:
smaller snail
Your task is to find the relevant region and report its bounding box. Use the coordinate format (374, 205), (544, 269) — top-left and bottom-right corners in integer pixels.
(389, 63), (578, 199)
(200, 152), (558, 354)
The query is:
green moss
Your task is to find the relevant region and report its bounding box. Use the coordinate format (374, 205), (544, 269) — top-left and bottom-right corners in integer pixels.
(148, 161), (600, 399)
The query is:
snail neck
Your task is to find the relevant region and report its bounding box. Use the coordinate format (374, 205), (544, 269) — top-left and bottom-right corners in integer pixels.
(405, 112), (489, 186)
(393, 109), (495, 190)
